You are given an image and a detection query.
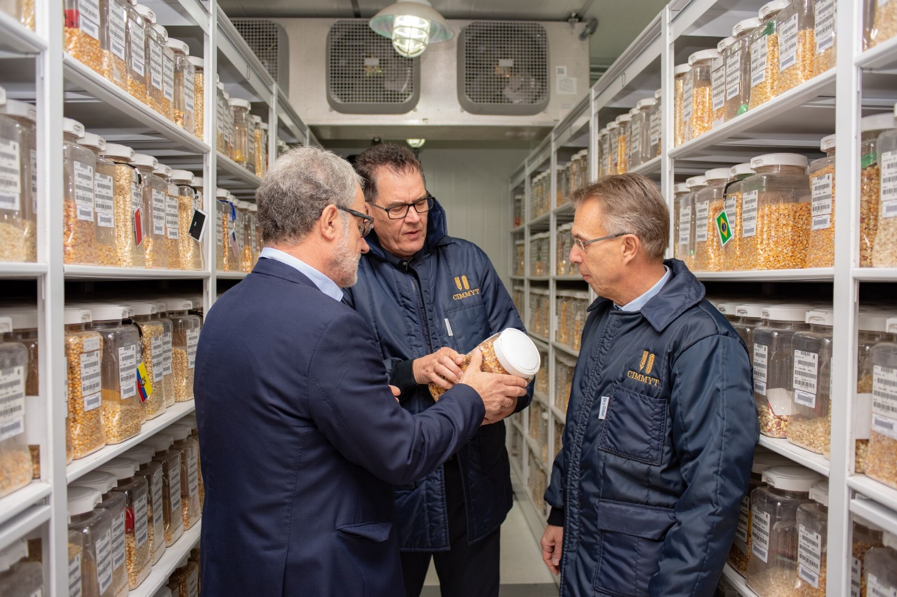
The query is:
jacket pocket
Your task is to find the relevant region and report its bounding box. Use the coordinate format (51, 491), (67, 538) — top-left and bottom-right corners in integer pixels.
(444, 301), (488, 354)
(596, 386), (668, 466)
(337, 521), (398, 596)
(592, 500), (676, 597)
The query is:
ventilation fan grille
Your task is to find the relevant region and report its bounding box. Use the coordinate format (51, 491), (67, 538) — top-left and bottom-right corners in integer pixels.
(461, 22), (549, 108)
(327, 20), (417, 105)
(233, 19), (283, 84)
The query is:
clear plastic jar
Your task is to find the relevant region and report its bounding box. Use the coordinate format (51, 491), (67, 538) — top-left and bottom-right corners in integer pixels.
(0, 542), (43, 596)
(713, 38), (733, 126)
(65, 307), (106, 459)
(230, 98), (251, 167)
(171, 169), (202, 270)
(169, 557), (199, 597)
(513, 194), (523, 228)
(864, 532), (897, 597)
(678, 176), (707, 269)
(649, 88), (662, 158)
(72, 471), (128, 597)
(0, 95), (36, 263)
(256, 119), (268, 177)
(775, 0), (816, 95)
(867, 0), (897, 49)
(728, 19), (758, 121)
(155, 24), (174, 120)
(215, 190), (228, 272)
(68, 486), (114, 597)
(692, 168), (732, 272)
(0, 0), (34, 30)
(794, 480), (829, 594)
(125, 0), (146, 104)
(249, 203), (260, 266)
(686, 49), (718, 140)
(740, 153), (811, 270)
(530, 232), (548, 276)
(215, 80), (227, 154)
(124, 445), (166, 565)
(65, 0), (106, 74)
(134, 5), (164, 115)
(152, 302), (175, 408)
(102, 145), (145, 268)
(851, 313), (893, 473)
(750, 0), (789, 109)
(165, 299), (200, 402)
(145, 433), (185, 547)
(606, 122), (620, 175)
(246, 115), (258, 175)
(860, 113), (897, 266)
(873, 106), (897, 268)
(189, 57), (203, 141)
(0, 317), (31, 498)
(671, 183), (689, 261)
(732, 303), (768, 362)
(167, 38), (193, 133)
(866, 317), (897, 489)
(2, 312), (40, 479)
(814, 0), (836, 75)
(129, 302), (166, 419)
(674, 63), (692, 147)
(556, 223), (571, 276)
(99, 457), (151, 589)
(85, 304), (144, 444)
(598, 129), (611, 178)
(236, 200), (253, 272)
(101, 0), (128, 89)
(79, 133), (119, 267)
(168, 423), (201, 530)
(752, 304), (811, 438)
(853, 515), (885, 597)
(615, 114), (630, 174)
(64, 118), (99, 265)
(787, 309), (833, 455)
(125, 153), (160, 269)
(149, 163), (179, 270)
(180, 414), (203, 508)
(745, 465), (822, 595)
(805, 134), (836, 268)
(529, 289), (549, 339)
(727, 449), (791, 576)
(721, 162), (755, 271)
(631, 99), (653, 168)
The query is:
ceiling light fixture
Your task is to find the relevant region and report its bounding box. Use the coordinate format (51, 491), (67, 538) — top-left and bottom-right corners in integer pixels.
(406, 138), (426, 148)
(370, 0), (454, 58)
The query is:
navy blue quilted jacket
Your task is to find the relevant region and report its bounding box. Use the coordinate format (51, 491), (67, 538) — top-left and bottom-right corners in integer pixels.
(545, 259), (758, 597)
(343, 199), (533, 551)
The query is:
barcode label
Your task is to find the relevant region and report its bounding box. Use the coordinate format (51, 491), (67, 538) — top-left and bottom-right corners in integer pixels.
(0, 139), (21, 211)
(163, 333), (173, 375)
(736, 495), (750, 543)
(712, 58), (726, 111)
(152, 189), (166, 236)
(682, 74), (694, 124)
(185, 76), (195, 114)
(130, 20), (145, 76)
(0, 366), (25, 429)
(873, 413), (897, 440)
(630, 119), (641, 155)
(881, 151), (897, 209)
(73, 161), (95, 222)
(187, 329), (200, 369)
(753, 343), (768, 395)
(111, 510), (126, 569)
(108, 3), (126, 60)
(798, 523), (822, 588)
(678, 204), (691, 245)
(80, 350), (101, 398)
(815, 0), (835, 53)
(166, 196), (180, 240)
(751, 507), (770, 563)
(77, 0), (100, 40)
(0, 417), (23, 441)
(650, 108), (661, 147)
(95, 529), (112, 595)
(169, 458), (182, 514)
(811, 173), (833, 231)
(793, 349), (819, 395)
(151, 336), (165, 382)
(163, 54), (175, 102)
(150, 40), (163, 90)
(751, 37), (768, 87)
(119, 344), (138, 399)
(187, 449), (199, 496)
(779, 14), (799, 72)
(868, 573), (897, 597)
(742, 191), (758, 237)
(695, 200), (709, 243)
(134, 493), (149, 548)
(873, 365), (897, 419)
(69, 552), (82, 597)
(852, 557), (862, 597)
(152, 467), (164, 530)
(94, 172), (114, 228)
(726, 51), (741, 101)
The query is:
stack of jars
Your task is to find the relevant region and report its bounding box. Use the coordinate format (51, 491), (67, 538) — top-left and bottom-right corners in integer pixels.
(555, 354), (576, 413)
(865, 316), (897, 490)
(529, 289), (550, 339)
(530, 232), (549, 276)
(0, 91), (38, 263)
(868, 105), (897, 268)
(0, 315), (33, 499)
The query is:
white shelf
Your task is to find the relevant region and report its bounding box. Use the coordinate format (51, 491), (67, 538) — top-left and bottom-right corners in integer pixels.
(217, 272), (248, 280)
(550, 404), (567, 424)
(0, 482), (51, 528)
(850, 495), (897, 537)
(217, 152), (263, 188)
(64, 266), (211, 280)
(66, 402), (195, 484)
(848, 475), (897, 515)
(511, 225), (526, 234)
(630, 156), (662, 176)
(529, 332), (550, 345)
(552, 202), (574, 217)
(721, 563), (759, 597)
(0, 505), (51, 554)
(852, 268), (897, 282)
(552, 275), (586, 282)
(130, 520), (202, 597)
(856, 35), (897, 71)
(757, 436), (830, 477)
(552, 341), (579, 359)
(694, 268), (834, 282)
(525, 435), (548, 474)
(511, 417), (524, 436)
(0, 262), (48, 279)
(528, 212), (552, 229)
(530, 335), (550, 352)
(0, 11), (46, 54)
(510, 275), (526, 281)
(534, 390), (549, 408)
(528, 276), (551, 282)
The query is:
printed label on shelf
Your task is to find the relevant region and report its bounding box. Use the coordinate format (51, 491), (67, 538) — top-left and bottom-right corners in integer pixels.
(80, 350), (101, 402)
(169, 461), (182, 514)
(77, 0), (100, 40)
(166, 196), (180, 240)
(711, 58), (726, 112)
(163, 333), (173, 375)
(0, 415), (22, 441)
(779, 14), (799, 72)
(185, 77), (195, 114)
(682, 74), (694, 125)
(152, 189), (166, 236)
(872, 412), (897, 441)
(187, 449), (199, 496)
(150, 40), (163, 91)
(95, 528), (112, 595)
(73, 161), (95, 222)
(852, 557), (862, 597)
(678, 204), (691, 245)
(798, 523), (822, 588)
(868, 574), (897, 597)
(742, 191), (758, 237)
(119, 344), (138, 399)
(152, 467), (164, 529)
(725, 51), (741, 101)
(187, 569), (199, 597)
(753, 343), (768, 395)
(187, 329), (200, 369)
(94, 172), (114, 228)
(151, 336), (164, 382)
(881, 151), (897, 211)
(695, 201), (709, 243)
(111, 510), (125, 569)
(108, 4), (126, 60)
(649, 109), (661, 147)
(751, 506), (770, 563)
(163, 54), (175, 102)
(0, 138), (21, 211)
(793, 349), (819, 395)
(735, 495), (750, 543)
(134, 493), (148, 548)
(130, 20), (145, 76)
(0, 366), (25, 429)
(811, 173), (833, 231)
(815, 0), (835, 53)
(751, 37), (768, 87)
(68, 551), (82, 597)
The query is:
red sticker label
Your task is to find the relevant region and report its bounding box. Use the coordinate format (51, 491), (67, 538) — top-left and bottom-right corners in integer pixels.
(125, 507), (135, 534)
(134, 208), (144, 246)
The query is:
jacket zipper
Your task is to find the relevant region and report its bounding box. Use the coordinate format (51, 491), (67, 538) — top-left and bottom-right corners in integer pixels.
(404, 261), (434, 354)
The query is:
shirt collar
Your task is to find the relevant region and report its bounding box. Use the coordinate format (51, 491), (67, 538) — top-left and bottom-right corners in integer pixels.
(615, 266), (671, 312)
(259, 247), (343, 301)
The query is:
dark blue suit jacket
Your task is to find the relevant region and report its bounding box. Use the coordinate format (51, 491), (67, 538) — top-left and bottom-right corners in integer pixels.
(194, 257), (486, 596)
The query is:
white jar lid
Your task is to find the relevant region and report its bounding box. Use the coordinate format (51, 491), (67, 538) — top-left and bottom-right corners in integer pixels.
(143, 433), (174, 454)
(885, 531), (897, 550)
(222, 90), (230, 100)
(192, 176), (203, 188)
(616, 114), (631, 124)
(629, 107), (640, 117)
(83, 303), (130, 322)
(78, 131), (105, 152)
(686, 175), (707, 188)
(71, 470), (118, 494)
(153, 23), (168, 40)
(861, 112), (897, 133)
(216, 188), (229, 199)
(704, 168), (732, 182)
(132, 153), (158, 169)
(762, 465), (822, 492)
(858, 312), (889, 333)
(102, 143), (135, 161)
(188, 56), (203, 69)
(62, 117), (84, 137)
(730, 162), (754, 177)
(250, 114), (262, 124)
(637, 97), (656, 110)
(733, 17), (761, 37)
(688, 48), (719, 65)
(717, 37), (735, 53)
(260, 122), (269, 131)
(752, 451), (790, 474)
(809, 480), (829, 507)
(0, 98), (36, 122)
(750, 153), (809, 169)
(152, 587), (173, 597)
(67, 486), (102, 516)
(654, 88), (662, 99)
(820, 134), (836, 152)
(98, 456), (140, 480)
(2, 309), (37, 330)
(806, 309), (834, 326)
(673, 183), (689, 194)
(129, 301), (160, 317)
(886, 316), (897, 335)
(170, 169), (193, 183)
(133, 4), (156, 24)
(64, 307), (91, 325)
(167, 423), (192, 442)
(154, 163), (172, 177)
(606, 122), (619, 131)
(492, 328), (541, 380)
(715, 301), (740, 316)
(165, 298), (193, 312)
(736, 303), (767, 319)
(229, 98), (251, 110)
(762, 304), (811, 322)
(216, 81), (224, 91)
(674, 63), (692, 76)
(598, 128), (609, 137)
(249, 204), (258, 213)
(759, 0), (790, 21)
(123, 445), (156, 465)
(167, 38), (189, 55)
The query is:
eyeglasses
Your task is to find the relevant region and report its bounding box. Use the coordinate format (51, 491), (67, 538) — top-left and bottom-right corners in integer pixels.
(369, 194), (435, 220)
(338, 206), (375, 237)
(573, 232), (631, 251)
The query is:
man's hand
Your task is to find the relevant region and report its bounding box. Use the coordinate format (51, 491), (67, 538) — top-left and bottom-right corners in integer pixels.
(389, 385), (400, 401)
(459, 350), (527, 424)
(413, 347), (465, 389)
(541, 524), (563, 575)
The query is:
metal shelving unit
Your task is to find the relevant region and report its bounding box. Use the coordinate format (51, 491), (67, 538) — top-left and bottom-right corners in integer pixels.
(506, 1), (897, 595)
(0, 0), (315, 594)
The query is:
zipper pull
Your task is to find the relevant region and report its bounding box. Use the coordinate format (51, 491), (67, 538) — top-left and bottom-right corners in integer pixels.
(445, 318), (454, 337)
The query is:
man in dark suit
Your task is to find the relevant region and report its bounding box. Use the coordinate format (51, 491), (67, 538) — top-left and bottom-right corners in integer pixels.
(194, 147), (528, 596)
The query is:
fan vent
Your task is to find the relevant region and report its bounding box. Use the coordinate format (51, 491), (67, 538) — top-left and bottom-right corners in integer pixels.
(458, 22), (549, 116)
(326, 20), (420, 114)
(232, 19), (290, 90)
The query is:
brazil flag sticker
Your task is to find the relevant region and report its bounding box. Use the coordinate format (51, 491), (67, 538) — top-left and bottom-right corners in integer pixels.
(716, 211), (732, 246)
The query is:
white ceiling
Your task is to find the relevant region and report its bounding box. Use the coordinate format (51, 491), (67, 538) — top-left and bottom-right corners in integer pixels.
(218, 0), (670, 67)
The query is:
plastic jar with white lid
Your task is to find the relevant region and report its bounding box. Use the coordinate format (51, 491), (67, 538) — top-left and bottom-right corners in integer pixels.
(171, 169), (202, 271)
(712, 38), (733, 126)
(129, 154), (163, 268)
(731, 303), (769, 360)
(865, 316), (897, 490)
(188, 56), (203, 140)
(806, 134), (836, 267)
(727, 19), (758, 122)
(745, 465), (823, 594)
(134, 5), (164, 113)
(775, 0), (816, 95)
(0, 540), (43, 596)
(65, 0), (107, 75)
(721, 162), (755, 270)
(0, 97), (37, 263)
(103, 144), (147, 268)
(750, 0), (790, 109)
(167, 38), (194, 133)
(606, 123), (620, 176)
(129, 302), (166, 419)
(614, 114), (631, 174)
(178, 414), (203, 507)
(0, 316), (31, 498)
(249, 203), (260, 266)
(1, 310), (39, 479)
(714, 301), (742, 323)
(872, 105), (897, 268)
(168, 423), (201, 529)
(813, 0), (836, 75)
(230, 98), (251, 167)
(794, 480), (829, 594)
(727, 448), (792, 576)
(648, 88), (662, 157)
(671, 183), (689, 261)
(68, 486), (114, 597)
(677, 176), (707, 269)
(222, 88), (234, 158)
(787, 308), (833, 454)
(674, 63), (692, 147)
(72, 471), (128, 597)
(149, 302), (175, 408)
(65, 307), (105, 459)
(556, 223), (571, 277)
(99, 456), (151, 588)
(740, 152), (811, 270)
(146, 433), (184, 546)
(156, 23), (174, 119)
(686, 49), (719, 140)
(215, 189), (229, 272)
(169, 554), (199, 597)
(101, 0), (128, 90)
(64, 117), (99, 264)
(850, 512), (886, 597)
(692, 168), (733, 272)
(79, 133), (119, 267)
(84, 303), (145, 443)
(125, 0), (147, 104)
(631, 99), (654, 168)
(851, 312), (894, 473)
(254, 117), (268, 176)
(864, 531), (897, 596)
(165, 299), (200, 402)
(860, 113), (897, 267)
(752, 304), (812, 438)
(598, 129), (610, 178)
(124, 444), (166, 564)
(237, 200), (253, 272)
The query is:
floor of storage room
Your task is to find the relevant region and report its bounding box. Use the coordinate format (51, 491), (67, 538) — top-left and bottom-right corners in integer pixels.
(421, 492), (559, 596)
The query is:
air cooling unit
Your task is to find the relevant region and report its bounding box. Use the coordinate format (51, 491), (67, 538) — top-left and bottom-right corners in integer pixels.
(232, 19), (290, 91)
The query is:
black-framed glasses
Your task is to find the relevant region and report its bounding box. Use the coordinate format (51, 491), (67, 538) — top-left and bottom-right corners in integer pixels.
(573, 232), (631, 251)
(369, 194), (435, 220)
(338, 206), (375, 237)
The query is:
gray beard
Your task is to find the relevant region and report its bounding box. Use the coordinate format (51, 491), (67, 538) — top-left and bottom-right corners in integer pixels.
(329, 224), (360, 288)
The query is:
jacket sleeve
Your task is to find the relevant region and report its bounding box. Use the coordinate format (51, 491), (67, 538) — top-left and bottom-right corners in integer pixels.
(307, 310), (486, 486)
(544, 443), (568, 526)
(649, 335), (758, 597)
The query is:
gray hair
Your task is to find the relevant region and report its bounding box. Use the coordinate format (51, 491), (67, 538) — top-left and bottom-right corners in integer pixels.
(570, 173), (669, 260)
(256, 146), (362, 245)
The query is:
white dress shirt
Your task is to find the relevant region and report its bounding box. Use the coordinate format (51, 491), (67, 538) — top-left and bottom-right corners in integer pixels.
(259, 247), (343, 301)
(616, 265), (671, 312)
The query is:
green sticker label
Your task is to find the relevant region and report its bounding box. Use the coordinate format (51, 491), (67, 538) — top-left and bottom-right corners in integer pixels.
(862, 152), (878, 170)
(717, 210), (733, 246)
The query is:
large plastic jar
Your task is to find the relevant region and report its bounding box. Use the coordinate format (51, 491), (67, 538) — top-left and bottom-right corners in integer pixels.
(692, 168), (732, 272)
(99, 457), (151, 589)
(0, 0), (34, 30)
(529, 289), (549, 339)
(65, 0), (106, 75)
(872, 105), (897, 268)
(78, 133), (118, 267)
(169, 556), (199, 597)
(101, 0), (128, 89)
(102, 144), (145, 269)
(0, 317), (31, 498)
(752, 304), (811, 438)
(750, 0), (790, 109)
(65, 307), (106, 459)
(686, 49), (718, 140)
(189, 57), (203, 140)
(2, 311), (40, 479)
(625, 107), (642, 170)
(864, 532), (897, 597)
(670, 183), (689, 261)
(171, 169), (203, 270)
(530, 232), (546, 276)
(223, 89), (234, 158)
(712, 37), (734, 127)
(598, 129), (610, 178)
(632, 99), (654, 168)
(649, 88), (662, 157)
(728, 19), (759, 122)
(230, 98), (251, 167)
(129, 302), (166, 419)
(860, 113), (897, 266)
(145, 433), (184, 546)
(249, 203), (260, 265)
(814, 0), (836, 75)
(216, 190), (229, 272)
(134, 5), (163, 110)
(615, 114), (631, 174)
(215, 80), (227, 154)
(237, 200), (253, 272)
(180, 414), (204, 507)
(0, 97), (37, 263)
(167, 38), (193, 133)
(246, 116), (258, 176)
(727, 449), (791, 576)
(150, 163), (180, 270)
(0, 540), (43, 596)
(556, 223), (571, 276)
(123, 445), (166, 564)
(866, 317), (897, 489)
(674, 63), (692, 147)
(853, 514), (885, 597)
(794, 480), (829, 594)
(606, 123), (620, 175)
(850, 313), (893, 473)
(124, 0), (146, 104)
(732, 303), (769, 363)
(513, 193), (523, 229)
(157, 24), (174, 120)
(68, 486), (114, 597)
(865, 0), (897, 49)
(677, 176), (707, 269)
(151, 302), (175, 408)
(72, 471), (128, 597)
(745, 465), (822, 595)
(740, 153), (811, 270)
(806, 134), (836, 268)
(720, 162), (755, 271)
(165, 299), (200, 402)
(787, 309), (833, 455)
(64, 117), (99, 265)
(168, 423), (202, 529)
(255, 118), (268, 176)
(775, 0), (816, 94)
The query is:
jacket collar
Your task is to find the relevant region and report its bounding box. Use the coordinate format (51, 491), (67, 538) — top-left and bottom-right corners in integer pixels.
(364, 198), (453, 267)
(251, 256), (319, 290)
(587, 259), (705, 332)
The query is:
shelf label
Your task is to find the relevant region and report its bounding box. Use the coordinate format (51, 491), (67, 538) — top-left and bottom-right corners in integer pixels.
(150, 38), (164, 91)
(678, 203), (691, 245)
(750, 506), (770, 563)
(682, 73), (694, 126)
(798, 523), (822, 589)
(163, 53), (175, 102)
(779, 14), (799, 72)
(163, 333), (173, 376)
(793, 349), (819, 396)
(152, 189), (166, 236)
(166, 195), (180, 240)
(649, 108), (661, 147)
(0, 138), (21, 212)
(151, 336), (165, 382)
(753, 342), (768, 395)
(725, 50), (741, 102)
(742, 190), (758, 237)
(881, 151), (897, 216)
(133, 493), (149, 549)
(119, 344), (138, 399)
(811, 173), (833, 230)
(815, 0), (835, 54)
(130, 20), (146, 77)
(695, 200), (709, 243)
(94, 172), (114, 228)
(80, 350), (102, 411)
(109, 3), (126, 61)
(751, 37), (768, 88)
(95, 528), (112, 595)
(868, 574), (897, 597)
(68, 551), (82, 597)
(76, 0), (100, 40)
(187, 329), (200, 369)
(735, 495), (750, 544)
(711, 56), (726, 112)
(73, 161), (95, 222)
